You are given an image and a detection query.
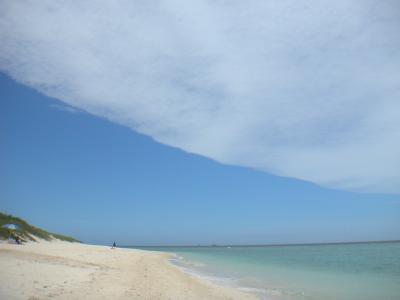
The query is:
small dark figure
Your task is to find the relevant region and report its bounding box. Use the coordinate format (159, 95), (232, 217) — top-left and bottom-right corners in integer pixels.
(112, 241), (116, 249)
(15, 236), (21, 245)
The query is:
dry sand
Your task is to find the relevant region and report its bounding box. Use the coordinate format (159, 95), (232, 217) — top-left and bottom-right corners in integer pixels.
(0, 240), (256, 300)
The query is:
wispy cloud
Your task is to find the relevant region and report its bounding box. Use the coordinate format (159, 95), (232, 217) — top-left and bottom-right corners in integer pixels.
(1, 0), (399, 193)
(49, 104), (82, 114)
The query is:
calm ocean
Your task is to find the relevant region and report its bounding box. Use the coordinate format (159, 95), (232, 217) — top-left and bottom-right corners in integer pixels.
(132, 242), (400, 300)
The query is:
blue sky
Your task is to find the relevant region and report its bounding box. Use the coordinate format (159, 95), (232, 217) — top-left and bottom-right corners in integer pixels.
(1, 73), (399, 245)
(1, 1), (399, 245)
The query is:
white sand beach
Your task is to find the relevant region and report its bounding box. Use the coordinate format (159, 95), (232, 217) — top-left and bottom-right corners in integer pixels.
(0, 240), (256, 300)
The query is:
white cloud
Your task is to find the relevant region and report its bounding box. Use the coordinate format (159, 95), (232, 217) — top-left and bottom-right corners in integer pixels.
(1, 0), (399, 193)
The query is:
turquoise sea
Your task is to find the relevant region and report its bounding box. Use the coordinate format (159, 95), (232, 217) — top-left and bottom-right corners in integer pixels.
(133, 242), (400, 300)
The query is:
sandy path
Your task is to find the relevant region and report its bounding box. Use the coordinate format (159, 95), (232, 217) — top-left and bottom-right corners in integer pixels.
(0, 241), (256, 300)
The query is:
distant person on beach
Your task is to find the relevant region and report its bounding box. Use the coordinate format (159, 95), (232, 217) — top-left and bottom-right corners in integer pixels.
(112, 241), (116, 249)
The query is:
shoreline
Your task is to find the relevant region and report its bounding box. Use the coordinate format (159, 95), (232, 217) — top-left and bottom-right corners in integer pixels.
(0, 240), (257, 300)
(167, 256), (269, 300)
(164, 251), (276, 300)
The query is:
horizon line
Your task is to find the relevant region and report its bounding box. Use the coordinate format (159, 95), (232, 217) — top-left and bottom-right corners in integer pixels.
(120, 239), (400, 248)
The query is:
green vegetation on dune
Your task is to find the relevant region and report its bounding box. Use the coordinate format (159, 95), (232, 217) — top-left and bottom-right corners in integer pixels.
(0, 212), (80, 243)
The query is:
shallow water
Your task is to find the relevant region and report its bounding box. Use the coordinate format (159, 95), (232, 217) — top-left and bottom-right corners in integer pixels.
(132, 242), (400, 300)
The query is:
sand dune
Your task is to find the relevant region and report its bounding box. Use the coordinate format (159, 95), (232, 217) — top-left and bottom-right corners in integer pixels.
(0, 240), (256, 300)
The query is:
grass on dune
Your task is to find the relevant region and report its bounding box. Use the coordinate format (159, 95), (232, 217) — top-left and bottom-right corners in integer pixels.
(0, 212), (80, 243)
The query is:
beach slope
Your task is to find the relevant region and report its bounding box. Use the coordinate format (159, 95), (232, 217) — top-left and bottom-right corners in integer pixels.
(0, 241), (255, 300)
